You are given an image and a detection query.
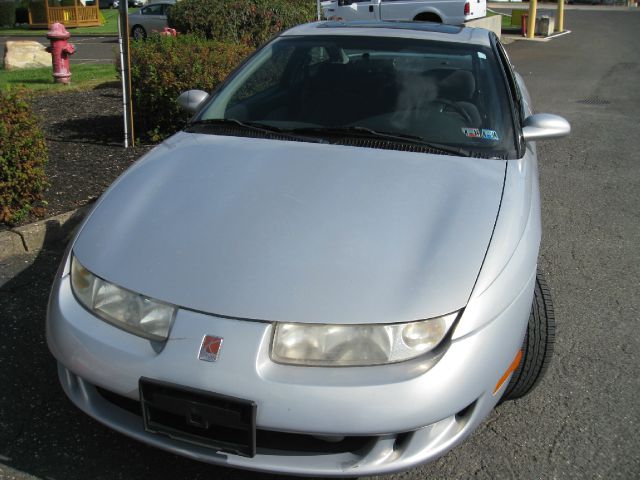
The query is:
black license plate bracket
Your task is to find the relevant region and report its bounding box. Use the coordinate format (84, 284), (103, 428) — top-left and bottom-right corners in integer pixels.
(139, 377), (256, 457)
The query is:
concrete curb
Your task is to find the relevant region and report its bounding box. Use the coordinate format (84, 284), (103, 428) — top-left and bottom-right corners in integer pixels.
(0, 204), (91, 262)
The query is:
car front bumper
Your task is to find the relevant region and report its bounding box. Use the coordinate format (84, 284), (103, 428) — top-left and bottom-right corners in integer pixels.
(47, 256), (534, 477)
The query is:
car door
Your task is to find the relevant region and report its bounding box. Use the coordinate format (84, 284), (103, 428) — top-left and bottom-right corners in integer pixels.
(141, 3), (167, 34)
(335, 0), (379, 20)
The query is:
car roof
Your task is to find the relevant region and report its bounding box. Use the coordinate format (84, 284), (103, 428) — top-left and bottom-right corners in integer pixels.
(281, 21), (492, 47)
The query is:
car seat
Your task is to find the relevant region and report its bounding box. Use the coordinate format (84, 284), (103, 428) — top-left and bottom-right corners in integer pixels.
(438, 70), (482, 128)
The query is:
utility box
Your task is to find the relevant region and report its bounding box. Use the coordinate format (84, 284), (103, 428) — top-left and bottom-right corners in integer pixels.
(536, 16), (556, 36)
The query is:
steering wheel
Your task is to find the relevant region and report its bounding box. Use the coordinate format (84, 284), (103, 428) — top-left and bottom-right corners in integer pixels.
(432, 99), (473, 125)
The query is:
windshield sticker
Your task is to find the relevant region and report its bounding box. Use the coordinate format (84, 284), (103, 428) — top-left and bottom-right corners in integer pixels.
(462, 128), (481, 138)
(481, 129), (500, 141)
(477, 52), (487, 60)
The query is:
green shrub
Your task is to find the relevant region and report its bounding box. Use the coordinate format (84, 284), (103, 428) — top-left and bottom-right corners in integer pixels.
(168, 0), (316, 48)
(130, 34), (253, 142)
(0, 90), (48, 225)
(0, 0), (16, 28)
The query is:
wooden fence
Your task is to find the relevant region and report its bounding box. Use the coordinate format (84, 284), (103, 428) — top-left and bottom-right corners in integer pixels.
(29, 3), (100, 28)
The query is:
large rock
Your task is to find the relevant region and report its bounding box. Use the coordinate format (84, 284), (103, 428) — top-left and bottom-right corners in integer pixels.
(3, 40), (51, 70)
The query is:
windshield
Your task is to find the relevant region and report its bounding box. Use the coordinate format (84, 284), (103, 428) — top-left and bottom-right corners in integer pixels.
(196, 35), (516, 158)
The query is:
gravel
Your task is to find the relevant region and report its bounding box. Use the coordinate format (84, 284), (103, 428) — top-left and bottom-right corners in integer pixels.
(29, 83), (153, 222)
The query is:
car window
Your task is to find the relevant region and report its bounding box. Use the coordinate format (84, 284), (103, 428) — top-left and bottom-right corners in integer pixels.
(307, 46), (330, 67)
(142, 4), (164, 15)
(494, 38), (523, 122)
(199, 35), (517, 158)
(227, 46), (296, 105)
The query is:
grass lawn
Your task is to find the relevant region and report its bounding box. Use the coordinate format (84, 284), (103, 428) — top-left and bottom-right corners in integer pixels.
(0, 8), (137, 36)
(488, 9), (526, 31)
(0, 64), (118, 92)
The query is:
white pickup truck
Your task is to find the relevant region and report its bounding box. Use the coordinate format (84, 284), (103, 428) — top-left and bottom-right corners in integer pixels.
(321, 0), (486, 25)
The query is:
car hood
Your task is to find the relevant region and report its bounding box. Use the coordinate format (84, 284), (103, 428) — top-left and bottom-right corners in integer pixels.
(73, 133), (505, 324)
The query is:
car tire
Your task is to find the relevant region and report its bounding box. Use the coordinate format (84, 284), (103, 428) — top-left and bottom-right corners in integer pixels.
(502, 269), (555, 401)
(131, 25), (146, 40)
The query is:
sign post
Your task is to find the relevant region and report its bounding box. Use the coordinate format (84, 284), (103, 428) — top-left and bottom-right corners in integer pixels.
(118, 1), (135, 147)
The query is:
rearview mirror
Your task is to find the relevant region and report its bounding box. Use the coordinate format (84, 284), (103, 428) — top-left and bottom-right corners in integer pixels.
(177, 90), (209, 114)
(522, 114), (571, 142)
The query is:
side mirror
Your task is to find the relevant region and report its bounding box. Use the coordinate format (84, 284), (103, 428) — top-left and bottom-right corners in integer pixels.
(522, 113), (571, 142)
(177, 90), (209, 114)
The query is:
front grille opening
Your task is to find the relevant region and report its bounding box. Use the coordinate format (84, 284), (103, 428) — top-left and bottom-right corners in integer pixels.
(393, 431), (412, 453)
(257, 430), (375, 454)
(97, 387), (141, 416)
(454, 400), (477, 422)
(96, 386), (377, 454)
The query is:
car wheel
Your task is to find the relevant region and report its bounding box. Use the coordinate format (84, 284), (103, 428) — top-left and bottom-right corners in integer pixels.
(502, 269), (556, 401)
(131, 25), (146, 40)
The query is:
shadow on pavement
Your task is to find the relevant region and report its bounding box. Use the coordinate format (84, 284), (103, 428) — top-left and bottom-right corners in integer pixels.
(0, 215), (328, 480)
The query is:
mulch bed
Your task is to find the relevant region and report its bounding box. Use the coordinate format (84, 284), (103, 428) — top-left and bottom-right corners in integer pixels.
(22, 83), (153, 225)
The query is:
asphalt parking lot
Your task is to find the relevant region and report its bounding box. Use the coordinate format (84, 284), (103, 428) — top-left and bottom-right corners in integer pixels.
(1, 9), (639, 480)
(0, 36), (118, 65)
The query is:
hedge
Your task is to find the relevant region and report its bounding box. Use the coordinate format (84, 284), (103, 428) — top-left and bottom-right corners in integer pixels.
(130, 34), (253, 142)
(0, 90), (49, 225)
(168, 0), (317, 48)
(0, 0), (16, 28)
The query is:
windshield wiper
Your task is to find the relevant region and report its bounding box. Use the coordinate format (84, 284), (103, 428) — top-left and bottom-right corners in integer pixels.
(286, 126), (471, 157)
(186, 118), (327, 144)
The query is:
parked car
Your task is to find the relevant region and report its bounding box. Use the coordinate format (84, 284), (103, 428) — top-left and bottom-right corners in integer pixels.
(112, 0), (147, 9)
(47, 21), (569, 477)
(128, 1), (175, 39)
(321, 0), (487, 24)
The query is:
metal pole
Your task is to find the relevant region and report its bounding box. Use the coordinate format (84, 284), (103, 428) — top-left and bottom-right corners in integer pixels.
(527, 0), (538, 39)
(317, 0), (321, 21)
(118, 1), (135, 147)
(556, 0), (565, 33)
(117, 14), (128, 148)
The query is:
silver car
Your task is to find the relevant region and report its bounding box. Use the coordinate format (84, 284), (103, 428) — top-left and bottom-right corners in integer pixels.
(47, 22), (569, 476)
(128, 1), (175, 40)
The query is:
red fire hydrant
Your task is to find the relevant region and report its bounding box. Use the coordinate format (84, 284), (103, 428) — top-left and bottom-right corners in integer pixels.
(46, 23), (75, 84)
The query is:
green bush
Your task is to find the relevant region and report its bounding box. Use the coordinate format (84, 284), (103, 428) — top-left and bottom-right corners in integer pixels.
(0, 90), (49, 225)
(0, 0), (16, 28)
(168, 0), (316, 48)
(130, 34), (253, 142)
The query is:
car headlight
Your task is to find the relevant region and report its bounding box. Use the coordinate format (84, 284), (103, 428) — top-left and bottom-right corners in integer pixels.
(270, 313), (458, 367)
(70, 255), (176, 341)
